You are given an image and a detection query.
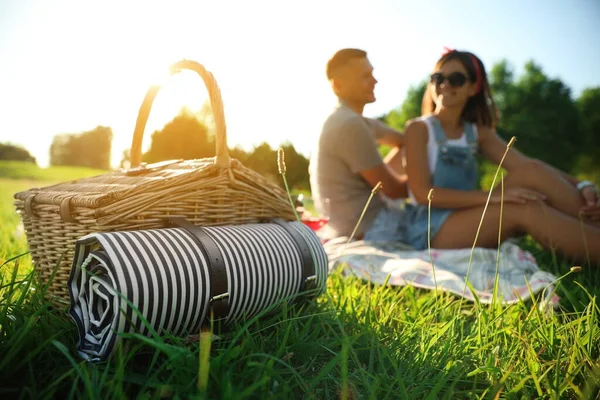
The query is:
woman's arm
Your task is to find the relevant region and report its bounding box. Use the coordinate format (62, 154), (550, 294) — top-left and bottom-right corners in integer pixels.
(478, 126), (581, 186)
(477, 126), (531, 171)
(478, 125), (599, 210)
(540, 162), (579, 186)
(405, 120), (489, 208)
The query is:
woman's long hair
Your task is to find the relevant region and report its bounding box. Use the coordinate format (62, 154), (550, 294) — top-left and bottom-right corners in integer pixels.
(421, 50), (499, 128)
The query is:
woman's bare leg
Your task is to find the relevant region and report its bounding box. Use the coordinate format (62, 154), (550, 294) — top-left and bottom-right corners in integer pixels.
(431, 201), (600, 264)
(499, 160), (593, 224)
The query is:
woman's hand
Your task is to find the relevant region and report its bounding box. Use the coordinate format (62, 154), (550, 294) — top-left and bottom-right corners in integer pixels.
(490, 187), (547, 204)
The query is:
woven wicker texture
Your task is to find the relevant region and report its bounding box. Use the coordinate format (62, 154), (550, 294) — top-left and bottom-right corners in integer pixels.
(14, 60), (295, 306)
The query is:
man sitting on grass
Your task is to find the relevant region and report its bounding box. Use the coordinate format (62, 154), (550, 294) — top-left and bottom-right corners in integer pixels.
(309, 48), (409, 241)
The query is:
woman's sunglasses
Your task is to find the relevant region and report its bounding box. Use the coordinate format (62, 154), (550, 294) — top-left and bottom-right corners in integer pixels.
(430, 72), (468, 87)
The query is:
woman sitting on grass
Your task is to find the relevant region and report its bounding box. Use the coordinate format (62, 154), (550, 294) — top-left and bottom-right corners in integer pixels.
(403, 49), (600, 264)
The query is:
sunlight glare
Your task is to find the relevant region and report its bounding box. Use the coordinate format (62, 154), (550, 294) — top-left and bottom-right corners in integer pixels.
(134, 66), (211, 156)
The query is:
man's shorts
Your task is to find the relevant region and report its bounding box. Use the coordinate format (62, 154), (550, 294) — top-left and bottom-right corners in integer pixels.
(363, 204), (409, 243)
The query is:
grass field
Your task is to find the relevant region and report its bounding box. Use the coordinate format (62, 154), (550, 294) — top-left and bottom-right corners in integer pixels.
(1, 162), (599, 399)
(0, 160), (108, 182)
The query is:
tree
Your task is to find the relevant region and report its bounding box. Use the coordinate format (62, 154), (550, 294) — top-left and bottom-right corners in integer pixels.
(0, 143), (37, 164)
(488, 59), (516, 112)
(138, 107), (311, 190)
(575, 87), (600, 179)
(229, 141), (311, 191)
(229, 145), (249, 165)
(49, 134), (71, 166)
(578, 87), (600, 148)
(492, 61), (584, 173)
(278, 142), (310, 191)
(384, 80), (428, 131)
(142, 108), (214, 163)
(119, 148), (131, 169)
(244, 142), (279, 184)
(196, 100), (216, 138)
(374, 80), (427, 158)
(49, 126), (112, 169)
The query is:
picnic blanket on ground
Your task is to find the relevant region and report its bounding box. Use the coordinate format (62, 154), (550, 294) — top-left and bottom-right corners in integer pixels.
(68, 221), (329, 362)
(323, 237), (560, 308)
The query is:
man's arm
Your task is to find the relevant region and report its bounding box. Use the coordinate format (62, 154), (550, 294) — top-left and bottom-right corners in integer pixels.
(359, 163), (408, 199)
(336, 118), (408, 199)
(366, 118), (404, 148)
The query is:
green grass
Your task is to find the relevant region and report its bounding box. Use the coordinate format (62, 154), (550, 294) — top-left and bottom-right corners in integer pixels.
(1, 168), (600, 398)
(0, 160), (108, 182)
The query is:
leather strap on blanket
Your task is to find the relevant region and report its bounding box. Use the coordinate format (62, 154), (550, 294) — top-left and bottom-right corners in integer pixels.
(166, 217), (229, 321)
(167, 217), (317, 321)
(270, 218), (316, 291)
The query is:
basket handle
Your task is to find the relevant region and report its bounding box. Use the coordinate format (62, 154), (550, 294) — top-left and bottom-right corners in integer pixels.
(129, 59), (230, 168)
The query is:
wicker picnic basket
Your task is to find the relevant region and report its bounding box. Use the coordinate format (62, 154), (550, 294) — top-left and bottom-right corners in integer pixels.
(14, 59), (296, 306)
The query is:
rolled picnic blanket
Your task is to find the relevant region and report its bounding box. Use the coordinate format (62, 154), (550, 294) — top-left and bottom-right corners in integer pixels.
(68, 218), (328, 361)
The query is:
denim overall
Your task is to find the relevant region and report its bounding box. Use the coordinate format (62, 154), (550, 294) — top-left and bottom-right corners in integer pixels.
(406, 117), (479, 250)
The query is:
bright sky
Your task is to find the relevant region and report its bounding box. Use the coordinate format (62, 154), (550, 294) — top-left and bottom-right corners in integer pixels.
(1, 0), (599, 168)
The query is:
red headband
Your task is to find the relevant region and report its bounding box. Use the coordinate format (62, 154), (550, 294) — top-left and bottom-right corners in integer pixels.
(441, 47), (482, 94)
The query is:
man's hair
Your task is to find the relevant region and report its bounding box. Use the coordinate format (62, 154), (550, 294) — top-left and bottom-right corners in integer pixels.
(326, 48), (367, 80)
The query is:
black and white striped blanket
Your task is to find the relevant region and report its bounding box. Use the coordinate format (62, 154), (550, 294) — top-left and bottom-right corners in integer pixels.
(68, 220), (328, 361)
